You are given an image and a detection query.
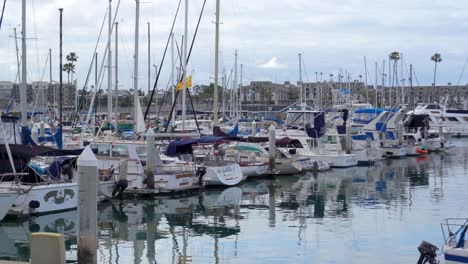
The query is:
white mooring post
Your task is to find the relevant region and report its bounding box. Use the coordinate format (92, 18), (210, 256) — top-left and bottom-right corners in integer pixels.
(40, 121), (45, 137)
(398, 120), (404, 145)
(31, 125), (38, 144)
(146, 128), (156, 189)
(77, 146), (98, 264)
(268, 124), (276, 172)
(251, 120), (256, 136)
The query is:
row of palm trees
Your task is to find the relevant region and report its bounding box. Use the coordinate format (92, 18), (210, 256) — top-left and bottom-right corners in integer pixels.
(388, 51), (442, 87)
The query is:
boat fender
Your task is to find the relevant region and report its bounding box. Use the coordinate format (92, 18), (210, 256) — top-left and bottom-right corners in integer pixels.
(29, 200), (40, 209)
(112, 179), (128, 199)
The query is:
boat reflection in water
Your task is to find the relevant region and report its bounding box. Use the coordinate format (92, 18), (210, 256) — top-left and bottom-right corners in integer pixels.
(0, 210), (78, 262)
(0, 149), (461, 263)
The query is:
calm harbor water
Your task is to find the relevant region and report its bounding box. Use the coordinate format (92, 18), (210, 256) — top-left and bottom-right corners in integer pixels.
(2, 140), (468, 263)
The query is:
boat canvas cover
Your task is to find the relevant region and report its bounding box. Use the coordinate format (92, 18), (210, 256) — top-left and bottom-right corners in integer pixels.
(164, 136), (225, 157)
(305, 112), (326, 138)
(276, 137), (302, 148)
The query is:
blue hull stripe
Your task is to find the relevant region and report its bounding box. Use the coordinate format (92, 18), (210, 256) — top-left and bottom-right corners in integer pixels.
(445, 253), (468, 263)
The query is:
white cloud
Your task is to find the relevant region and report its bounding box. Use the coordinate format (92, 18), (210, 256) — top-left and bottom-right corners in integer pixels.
(257, 57), (287, 69)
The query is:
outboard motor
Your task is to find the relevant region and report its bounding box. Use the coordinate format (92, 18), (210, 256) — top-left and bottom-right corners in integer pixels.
(112, 179), (128, 200)
(416, 240), (438, 264)
(196, 166), (207, 186)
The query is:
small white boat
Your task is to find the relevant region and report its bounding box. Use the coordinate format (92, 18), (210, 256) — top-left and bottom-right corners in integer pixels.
(166, 137), (245, 186)
(442, 218), (468, 263)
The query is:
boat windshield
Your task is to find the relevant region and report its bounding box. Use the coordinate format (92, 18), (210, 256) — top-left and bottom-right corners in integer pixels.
(285, 111), (315, 128)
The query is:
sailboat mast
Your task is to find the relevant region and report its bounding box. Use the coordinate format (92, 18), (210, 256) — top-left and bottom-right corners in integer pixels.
(240, 63), (243, 117)
(298, 53), (302, 105)
(171, 32), (175, 122)
(213, 0), (220, 126)
(59, 8), (63, 127)
(374, 62), (378, 106)
(147, 22), (151, 96)
(107, 0), (113, 120)
(233, 50), (238, 117)
(181, 0), (188, 131)
(49, 48), (53, 117)
(134, 0), (140, 132)
(20, 0), (27, 127)
(222, 70), (226, 119)
(115, 22), (119, 119)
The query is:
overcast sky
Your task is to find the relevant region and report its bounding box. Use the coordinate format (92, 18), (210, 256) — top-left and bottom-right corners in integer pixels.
(1, 0), (468, 93)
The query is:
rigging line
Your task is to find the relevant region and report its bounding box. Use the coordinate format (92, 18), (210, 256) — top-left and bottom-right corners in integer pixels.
(31, 0), (40, 81)
(180, 0), (208, 133)
(0, 0), (6, 31)
(31, 52), (50, 117)
(144, 0), (183, 121)
(73, 0), (121, 126)
(163, 0), (208, 132)
(456, 57), (468, 86)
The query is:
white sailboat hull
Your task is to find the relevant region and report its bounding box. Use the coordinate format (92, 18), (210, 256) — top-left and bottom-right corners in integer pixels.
(0, 190), (19, 221)
(4, 182), (78, 215)
(383, 146), (407, 158)
(444, 247), (468, 263)
(202, 164), (243, 186)
(240, 164), (268, 177)
(304, 154), (358, 168)
(274, 160), (302, 175)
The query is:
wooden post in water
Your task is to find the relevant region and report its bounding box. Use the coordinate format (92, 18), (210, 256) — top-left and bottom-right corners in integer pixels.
(398, 120), (404, 145)
(268, 124), (276, 172)
(77, 146), (98, 264)
(345, 122), (352, 154)
(251, 120), (256, 136)
(146, 128), (155, 189)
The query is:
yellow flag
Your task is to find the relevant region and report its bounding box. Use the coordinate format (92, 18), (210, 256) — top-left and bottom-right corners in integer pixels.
(176, 75), (192, 91)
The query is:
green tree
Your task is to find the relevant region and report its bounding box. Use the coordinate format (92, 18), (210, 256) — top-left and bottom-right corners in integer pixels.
(63, 52), (78, 85)
(431, 53), (442, 86)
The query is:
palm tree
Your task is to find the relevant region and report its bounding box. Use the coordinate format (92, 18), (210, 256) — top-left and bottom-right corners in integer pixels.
(64, 52), (78, 84)
(389, 51), (400, 105)
(62, 62), (75, 84)
(431, 53), (442, 86)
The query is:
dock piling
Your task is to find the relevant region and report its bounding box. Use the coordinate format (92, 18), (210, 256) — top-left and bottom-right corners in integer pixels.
(146, 128), (156, 189)
(268, 124), (276, 171)
(77, 146), (98, 264)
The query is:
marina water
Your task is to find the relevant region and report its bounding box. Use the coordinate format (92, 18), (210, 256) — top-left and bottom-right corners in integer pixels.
(1, 140), (468, 263)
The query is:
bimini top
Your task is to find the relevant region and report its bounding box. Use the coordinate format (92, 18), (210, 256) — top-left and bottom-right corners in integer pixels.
(164, 136), (226, 157)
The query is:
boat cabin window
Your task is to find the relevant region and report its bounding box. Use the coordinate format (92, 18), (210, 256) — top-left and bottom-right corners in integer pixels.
(306, 139), (318, 148)
(136, 146), (147, 159)
(464, 117), (468, 121)
(447, 117), (458, 122)
(96, 144), (111, 156)
(112, 144), (129, 157)
(321, 136), (338, 144)
(426, 104), (441, 110)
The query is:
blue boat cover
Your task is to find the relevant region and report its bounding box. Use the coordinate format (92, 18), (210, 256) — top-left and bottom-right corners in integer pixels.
(305, 112), (326, 138)
(227, 123), (239, 136)
(164, 136), (226, 157)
